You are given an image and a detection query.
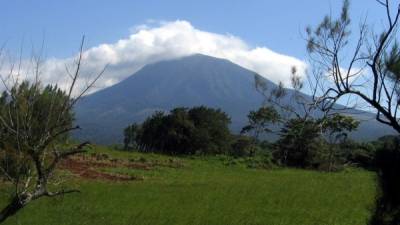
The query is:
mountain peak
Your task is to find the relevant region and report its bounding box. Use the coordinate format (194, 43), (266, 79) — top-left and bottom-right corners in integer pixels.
(74, 54), (395, 144)
(180, 53), (225, 60)
(148, 53), (232, 68)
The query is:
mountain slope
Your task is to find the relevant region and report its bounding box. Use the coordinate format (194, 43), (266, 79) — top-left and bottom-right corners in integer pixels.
(74, 54), (395, 144)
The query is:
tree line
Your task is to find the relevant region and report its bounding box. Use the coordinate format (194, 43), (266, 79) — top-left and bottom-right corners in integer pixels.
(123, 105), (372, 172)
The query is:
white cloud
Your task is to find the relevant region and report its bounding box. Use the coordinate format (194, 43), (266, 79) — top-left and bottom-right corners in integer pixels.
(0, 20), (307, 95)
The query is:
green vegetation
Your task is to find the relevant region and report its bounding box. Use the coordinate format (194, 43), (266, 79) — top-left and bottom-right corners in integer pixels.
(124, 105), (366, 173)
(126, 106), (232, 154)
(0, 146), (376, 225)
(0, 42), (102, 223)
(1, 1), (398, 223)
(241, 106), (280, 139)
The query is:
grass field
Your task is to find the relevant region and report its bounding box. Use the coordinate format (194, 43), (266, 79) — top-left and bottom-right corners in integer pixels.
(0, 146), (376, 225)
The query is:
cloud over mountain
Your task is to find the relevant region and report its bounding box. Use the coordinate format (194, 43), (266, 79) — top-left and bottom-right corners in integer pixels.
(0, 20), (307, 94)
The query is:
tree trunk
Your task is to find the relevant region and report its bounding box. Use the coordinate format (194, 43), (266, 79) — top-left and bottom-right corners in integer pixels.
(0, 195), (29, 224)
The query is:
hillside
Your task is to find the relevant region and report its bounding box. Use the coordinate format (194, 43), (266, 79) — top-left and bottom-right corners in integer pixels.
(74, 54), (395, 144)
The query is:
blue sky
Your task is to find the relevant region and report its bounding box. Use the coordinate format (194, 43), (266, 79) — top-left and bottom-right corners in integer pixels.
(0, 0), (384, 59)
(0, 0), (393, 95)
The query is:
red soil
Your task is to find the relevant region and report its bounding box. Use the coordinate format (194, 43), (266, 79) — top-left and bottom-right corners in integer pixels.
(59, 158), (137, 181)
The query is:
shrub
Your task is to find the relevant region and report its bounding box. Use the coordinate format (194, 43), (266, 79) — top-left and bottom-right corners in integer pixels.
(230, 136), (257, 158)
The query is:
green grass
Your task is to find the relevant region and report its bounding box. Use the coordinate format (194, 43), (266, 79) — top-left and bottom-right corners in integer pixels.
(1, 146), (376, 225)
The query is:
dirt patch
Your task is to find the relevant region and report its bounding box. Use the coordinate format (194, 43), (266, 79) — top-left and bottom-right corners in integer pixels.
(59, 154), (185, 181)
(59, 158), (137, 181)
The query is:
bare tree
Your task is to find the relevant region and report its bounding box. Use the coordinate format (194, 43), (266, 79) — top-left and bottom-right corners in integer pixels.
(254, 65), (327, 123)
(0, 37), (105, 223)
(305, 0), (400, 224)
(306, 0), (400, 132)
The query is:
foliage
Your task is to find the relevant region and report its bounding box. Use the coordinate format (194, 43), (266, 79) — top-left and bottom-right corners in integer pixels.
(274, 118), (325, 168)
(321, 114), (360, 142)
(133, 106), (232, 155)
(241, 106), (280, 139)
(369, 136), (400, 225)
(338, 139), (375, 169)
(0, 37), (103, 223)
(0, 82), (74, 181)
(229, 135), (257, 158)
(321, 114), (360, 171)
(0, 81), (90, 223)
(252, 50), (360, 171)
(0, 148), (31, 181)
(188, 106), (232, 154)
(135, 111), (167, 152)
(123, 123), (139, 150)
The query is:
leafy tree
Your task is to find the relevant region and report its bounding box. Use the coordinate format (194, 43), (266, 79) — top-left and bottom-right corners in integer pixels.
(0, 37), (104, 223)
(253, 66), (333, 169)
(321, 114), (359, 141)
(241, 106), (280, 140)
(123, 123), (139, 150)
(161, 107), (196, 154)
(275, 118), (324, 168)
(320, 114), (360, 171)
(136, 111), (167, 152)
(135, 106), (232, 155)
(188, 106), (232, 154)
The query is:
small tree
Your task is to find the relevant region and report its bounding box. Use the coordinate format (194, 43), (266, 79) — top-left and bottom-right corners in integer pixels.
(254, 65), (361, 169)
(241, 106), (280, 140)
(0, 37), (105, 223)
(320, 114), (359, 171)
(275, 118), (323, 168)
(123, 123), (139, 150)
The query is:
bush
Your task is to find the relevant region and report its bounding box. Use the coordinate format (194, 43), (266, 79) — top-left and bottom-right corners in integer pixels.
(246, 152), (275, 169)
(346, 146), (376, 169)
(221, 153), (275, 169)
(230, 136), (257, 157)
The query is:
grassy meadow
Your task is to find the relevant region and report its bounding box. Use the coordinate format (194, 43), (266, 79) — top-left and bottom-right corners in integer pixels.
(0, 146), (376, 225)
